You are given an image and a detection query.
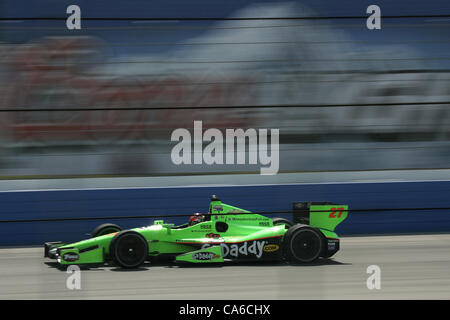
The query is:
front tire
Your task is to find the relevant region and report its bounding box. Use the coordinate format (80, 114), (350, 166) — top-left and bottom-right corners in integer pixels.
(109, 231), (148, 268)
(283, 225), (324, 263)
(91, 223), (121, 238)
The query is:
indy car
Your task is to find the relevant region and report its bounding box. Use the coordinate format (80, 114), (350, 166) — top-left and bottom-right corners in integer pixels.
(44, 195), (348, 268)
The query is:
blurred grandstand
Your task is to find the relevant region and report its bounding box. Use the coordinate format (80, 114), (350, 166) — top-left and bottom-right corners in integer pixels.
(0, 1), (449, 177)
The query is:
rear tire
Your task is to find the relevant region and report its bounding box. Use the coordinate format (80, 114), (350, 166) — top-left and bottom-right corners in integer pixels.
(283, 225), (324, 263)
(272, 218), (293, 229)
(91, 223), (121, 238)
(109, 231), (148, 268)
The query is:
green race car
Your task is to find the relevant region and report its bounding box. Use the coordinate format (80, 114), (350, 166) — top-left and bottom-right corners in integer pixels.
(44, 195), (348, 268)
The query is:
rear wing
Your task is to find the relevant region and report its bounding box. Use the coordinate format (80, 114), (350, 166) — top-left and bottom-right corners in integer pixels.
(293, 202), (348, 232)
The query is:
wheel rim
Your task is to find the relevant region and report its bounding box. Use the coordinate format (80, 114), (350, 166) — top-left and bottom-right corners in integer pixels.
(290, 229), (322, 262)
(115, 234), (147, 267)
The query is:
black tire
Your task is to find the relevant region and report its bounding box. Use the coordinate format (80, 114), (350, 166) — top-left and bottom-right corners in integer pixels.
(91, 223), (122, 238)
(283, 225), (324, 263)
(272, 218), (293, 229)
(109, 231), (148, 268)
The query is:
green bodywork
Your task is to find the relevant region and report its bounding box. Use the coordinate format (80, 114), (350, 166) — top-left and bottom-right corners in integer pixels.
(46, 198), (348, 266)
(309, 204), (348, 238)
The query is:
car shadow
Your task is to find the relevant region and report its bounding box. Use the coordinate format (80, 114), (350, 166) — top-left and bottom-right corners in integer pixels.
(44, 258), (350, 271)
(286, 259), (352, 267)
(45, 261), (152, 271)
(168, 258), (351, 268)
(45, 261), (108, 271)
(109, 267), (150, 272)
(222, 258), (351, 268)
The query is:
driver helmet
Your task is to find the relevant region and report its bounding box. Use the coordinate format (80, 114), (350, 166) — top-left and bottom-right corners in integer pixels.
(189, 212), (204, 224)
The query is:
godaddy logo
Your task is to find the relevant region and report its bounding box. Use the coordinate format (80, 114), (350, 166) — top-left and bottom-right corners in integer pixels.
(202, 241), (267, 259)
(192, 252), (217, 261)
(62, 253), (79, 262)
(171, 121), (279, 175)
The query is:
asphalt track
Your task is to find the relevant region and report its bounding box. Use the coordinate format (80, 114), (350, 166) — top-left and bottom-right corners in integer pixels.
(0, 234), (449, 299)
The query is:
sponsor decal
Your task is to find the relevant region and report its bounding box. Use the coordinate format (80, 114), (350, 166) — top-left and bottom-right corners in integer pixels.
(192, 252), (219, 261)
(263, 244), (279, 252)
(205, 233), (221, 238)
(202, 240), (267, 259)
(259, 221), (270, 226)
(192, 224), (213, 232)
(62, 252), (79, 262)
(231, 217), (267, 221)
(327, 239), (338, 250)
(213, 205), (223, 211)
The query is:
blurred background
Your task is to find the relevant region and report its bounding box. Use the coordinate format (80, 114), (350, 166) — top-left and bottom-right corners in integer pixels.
(1, 0), (450, 178)
(1, 2), (450, 302)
